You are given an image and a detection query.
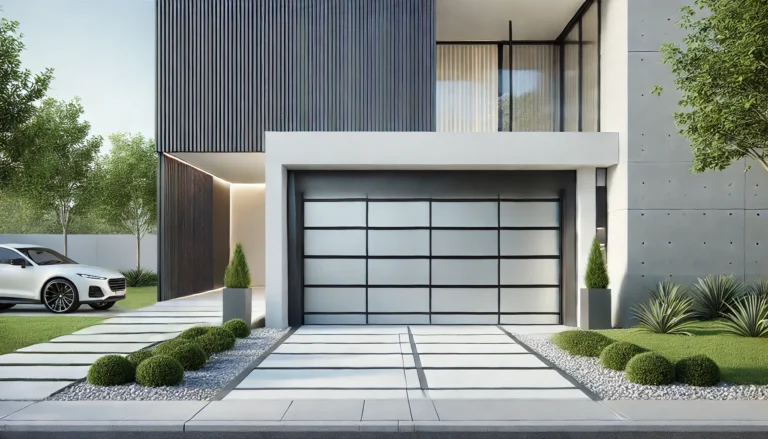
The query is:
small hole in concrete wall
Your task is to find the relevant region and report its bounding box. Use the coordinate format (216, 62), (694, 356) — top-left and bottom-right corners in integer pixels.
(704, 242), (706, 244)
(758, 213), (761, 216)
(641, 275), (645, 277)
(642, 262), (645, 264)
(667, 213), (670, 215)
(668, 241), (672, 244)
(642, 242), (645, 245)
(729, 213), (733, 216)
(669, 274), (673, 277)
(641, 213), (644, 216)
(703, 213), (706, 215)
(642, 182), (645, 184)
(730, 262), (733, 265)
(730, 242), (733, 244)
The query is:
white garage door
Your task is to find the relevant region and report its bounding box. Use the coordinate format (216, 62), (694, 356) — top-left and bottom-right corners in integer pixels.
(302, 197), (561, 325)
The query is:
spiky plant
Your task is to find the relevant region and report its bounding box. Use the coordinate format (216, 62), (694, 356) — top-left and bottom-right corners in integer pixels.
(690, 274), (745, 320)
(632, 294), (696, 335)
(585, 237), (609, 289)
(719, 295), (768, 338)
(649, 280), (689, 306)
(746, 279), (768, 300)
(224, 243), (251, 288)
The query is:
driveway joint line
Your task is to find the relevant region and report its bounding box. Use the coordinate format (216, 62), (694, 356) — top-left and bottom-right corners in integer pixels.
(407, 327), (429, 391)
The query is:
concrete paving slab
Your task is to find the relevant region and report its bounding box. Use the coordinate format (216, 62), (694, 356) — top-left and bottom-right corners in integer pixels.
(432, 399), (620, 421)
(424, 369), (576, 389)
(418, 354), (547, 368)
(223, 389), (409, 400)
(282, 399), (364, 421)
(403, 355), (415, 368)
(404, 369), (421, 389)
(413, 335), (512, 344)
(0, 366), (89, 380)
(295, 326), (408, 335)
(118, 311), (221, 317)
(362, 399), (411, 421)
(273, 343), (402, 354)
(184, 420), (399, 432)
(502, 325), (571, 335)
(73, 324), (194, 334)
(19, 343), (151, 353)
(409, 326), (503, 335)
(258, 354), (404, 369)
(0, 381), (75, 400)
(415, 343), (527, 354)
(0, 353), (123, 365)
(408, 399), (439, 421)
(237, 368), (408, 389)
(51, 333), (176, 343)
(410, 389), (590, 400)
(400, 343), (412, 354)
(602, 400), (768, 421)
(285, 334), (400, 344)
(106, 317), (221, 324)
(3, 400), (208, 421)
(190, 400), (292, 421)
(0, 401), (35, 418)
(0, 420), (185, 432)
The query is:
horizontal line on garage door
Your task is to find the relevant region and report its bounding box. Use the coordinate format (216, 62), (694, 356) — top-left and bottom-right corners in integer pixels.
(304, 284), (560, 289)
(303, 312), (560, 315)
(304, 198), (560, 203)
(304, 255), (559, 260)
(303, 226), (560, 231)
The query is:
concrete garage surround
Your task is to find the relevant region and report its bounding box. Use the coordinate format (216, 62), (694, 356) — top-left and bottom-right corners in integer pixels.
(224, 325), (592, 401)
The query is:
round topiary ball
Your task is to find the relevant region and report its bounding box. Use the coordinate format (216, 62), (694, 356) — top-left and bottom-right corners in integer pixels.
(135, 355), (184, 387)
(675, 355), (721, 387)
(154, 338), (188, 356)
(179, 326), (212, 340)
(197, 327), (236, 355)
(599, 342), (645, 371)
(223, 318), (251, 338)
(625, 352), (675, 385)
(166, 343), (207, 371)
(87, 355), (135, 386)
(126, 349), (154, 368)
(551, 330), (614, 357)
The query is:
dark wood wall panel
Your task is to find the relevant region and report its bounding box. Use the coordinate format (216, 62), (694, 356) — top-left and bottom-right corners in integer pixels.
(212, 177), (231, 289)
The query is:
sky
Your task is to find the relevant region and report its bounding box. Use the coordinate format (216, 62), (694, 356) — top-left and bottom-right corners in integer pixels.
(1, 0), (155, 152)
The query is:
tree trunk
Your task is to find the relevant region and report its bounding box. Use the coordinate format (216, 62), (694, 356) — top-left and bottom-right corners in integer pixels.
(137, 232), (141, 270)
(63, 227), (68, 256)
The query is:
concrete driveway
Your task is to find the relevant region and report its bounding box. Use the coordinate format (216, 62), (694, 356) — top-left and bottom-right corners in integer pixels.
(225, 324), (591, 400)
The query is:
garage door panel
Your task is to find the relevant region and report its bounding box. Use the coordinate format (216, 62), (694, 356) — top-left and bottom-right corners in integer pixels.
(432, 202), (497, 227)
(368, 201), (429, 227)
(368, 314), (430, 324)
(368, 288), (430, 313)
(432, 259), (497, 286)
(500, 202), (559, 227)
(368, 259), (429, 285)
(304, 288), (366, 313)
(500, 259), (559, 285)
(432, 230), (497, 256)
(500, 314), (560, 324)
(304, 230), (366, 256)
(500, 230), (559, 256)
(500, 288), (560, 313)
(431, 314), (498, 324)
(305, 314), (367, 325)
(369, 230), (429, 256)
(304, 201), (366, 227)
(305, 259), (366, 285)
(432, 288), (498, 313)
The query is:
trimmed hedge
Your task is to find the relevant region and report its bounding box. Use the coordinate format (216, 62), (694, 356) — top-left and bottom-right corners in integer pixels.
(179, 326), (213, 341)
(197, 327), (236, 355)
(154, 338), (190, 357)
(599, 342), (645, 371)
(675, 355), (721, 387)
(551, 330), (614, 357)
(166, 342), (207, 371)
(223, 318), (251, 338)
(135, 355), (184, 387)
(625, 352), (675, 385)
(87, 355), (135, 386)
(126, 350), (154, 368)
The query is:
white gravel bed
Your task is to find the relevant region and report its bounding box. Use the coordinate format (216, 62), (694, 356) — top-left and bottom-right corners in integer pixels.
(48, 327), (289, 401)
(515, 333), (768, 400)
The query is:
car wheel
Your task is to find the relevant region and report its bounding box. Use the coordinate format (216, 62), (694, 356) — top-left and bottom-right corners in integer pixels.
(88, 302), (115, 311)
(0, 304), (15, 311)
(42, 279), (81, 314)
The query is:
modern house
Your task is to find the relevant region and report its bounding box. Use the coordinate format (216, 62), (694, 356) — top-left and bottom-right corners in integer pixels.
(156, 0), (768, 329)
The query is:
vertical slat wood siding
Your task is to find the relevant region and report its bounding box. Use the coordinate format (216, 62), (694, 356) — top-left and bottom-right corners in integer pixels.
(156, 0), (436, 153)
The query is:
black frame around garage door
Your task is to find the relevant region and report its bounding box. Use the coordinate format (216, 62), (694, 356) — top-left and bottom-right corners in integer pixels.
(286, 171), (577, 327)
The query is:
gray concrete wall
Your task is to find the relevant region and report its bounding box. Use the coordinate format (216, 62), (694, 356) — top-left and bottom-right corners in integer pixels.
(606, 0), (768, 327)
(0, 234), (157, 272)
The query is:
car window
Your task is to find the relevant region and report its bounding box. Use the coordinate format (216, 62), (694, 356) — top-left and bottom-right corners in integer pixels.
(0, 248), (22, 265)
(16, 248), (76, 265)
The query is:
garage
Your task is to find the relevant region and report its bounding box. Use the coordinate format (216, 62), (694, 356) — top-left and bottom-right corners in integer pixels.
(286, 171), (576, 326)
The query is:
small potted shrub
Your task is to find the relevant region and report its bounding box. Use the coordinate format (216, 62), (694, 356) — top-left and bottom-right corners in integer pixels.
(223, 243), (252, 324)
(579, 237), (612, 329)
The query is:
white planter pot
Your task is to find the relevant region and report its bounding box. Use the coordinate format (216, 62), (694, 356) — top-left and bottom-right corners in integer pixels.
(223, 287), (252, 324)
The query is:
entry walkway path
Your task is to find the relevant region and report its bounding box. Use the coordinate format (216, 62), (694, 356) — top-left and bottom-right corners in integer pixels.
(0, 289), (265, 401)
(225, 324), (590, 400)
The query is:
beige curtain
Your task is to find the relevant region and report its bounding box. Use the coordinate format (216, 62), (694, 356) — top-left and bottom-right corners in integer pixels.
(437, 45), (498, 132)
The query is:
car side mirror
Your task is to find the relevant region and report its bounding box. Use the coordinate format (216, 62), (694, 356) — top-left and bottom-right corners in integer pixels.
(11, 258), (27, 268)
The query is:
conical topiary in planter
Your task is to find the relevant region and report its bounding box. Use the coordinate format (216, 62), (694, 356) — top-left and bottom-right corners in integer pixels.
(223, 243), (253, 325)
(579, 237), (612, 330)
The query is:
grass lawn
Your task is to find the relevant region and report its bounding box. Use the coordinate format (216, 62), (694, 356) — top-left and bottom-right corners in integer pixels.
(0, 316), (105, 355)
(596, 321), (768, 385)
(115, 286), (158, 310)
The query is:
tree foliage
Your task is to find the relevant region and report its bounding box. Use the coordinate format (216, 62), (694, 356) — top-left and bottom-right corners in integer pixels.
(224, 243), (251, 288)
(585, 236), (609, 289)
(656, 0), (768, 173)
(0, 17), (54, 183)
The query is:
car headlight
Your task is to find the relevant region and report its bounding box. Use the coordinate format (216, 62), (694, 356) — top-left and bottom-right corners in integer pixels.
(77, 274), (107, 280)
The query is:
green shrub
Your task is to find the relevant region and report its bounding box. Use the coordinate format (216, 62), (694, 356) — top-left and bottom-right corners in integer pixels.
(649, 280), (689, 306)
(690, 274), (744, 320)
(223, 318), (251, 338)
(551, 330), (613, 357)
(179, 326), (213, 340)
(224, 243), (251, 288)
(599, 342), (645, 371)
(126, 349), (154, 368)
(197, 326), (236, 355)
(87, 355), (135, 386)
(154, 338), (189, 356)
(165, 343), (207, 371)
(746, 279), (768, 300)
(120, 268), (158, 287)
(585, 237), (609, 289)
(135, 355), (184, 387)
(632, 294), (696, 335)
(720, 295), (768, 337)
(675, 355), (721, 387)
(625, 352), (675, 385)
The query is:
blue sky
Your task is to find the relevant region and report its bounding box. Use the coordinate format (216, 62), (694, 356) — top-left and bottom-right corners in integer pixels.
(1, 0), (154, 151)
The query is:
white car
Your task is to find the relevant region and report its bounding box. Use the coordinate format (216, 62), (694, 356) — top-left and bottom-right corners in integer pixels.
(0, 244), (127, 313)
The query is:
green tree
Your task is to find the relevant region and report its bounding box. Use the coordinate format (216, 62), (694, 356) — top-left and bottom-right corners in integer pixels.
(14, 98), (102, 255)
(96, 133), (157, 269)
(224, 243), (251, 288)
(0, 17), (54, 183)
(654, 0), (768, 173)
(585, 237), (609, 289)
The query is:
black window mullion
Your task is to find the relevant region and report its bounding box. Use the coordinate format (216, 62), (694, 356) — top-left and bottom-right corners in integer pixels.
(497, 195), (501, 325)
(578, 17), (583, 132)
(497, 43), (503, 132)
(365, 196), (369, 324)
(429, 198), (433, 324)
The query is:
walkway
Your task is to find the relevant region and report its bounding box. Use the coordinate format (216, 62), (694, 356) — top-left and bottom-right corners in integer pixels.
(225, 325), (589, 400)
(0, 288), (266, 401)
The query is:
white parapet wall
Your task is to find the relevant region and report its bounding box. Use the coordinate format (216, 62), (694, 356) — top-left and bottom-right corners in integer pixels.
(0, 234), (157, 272)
